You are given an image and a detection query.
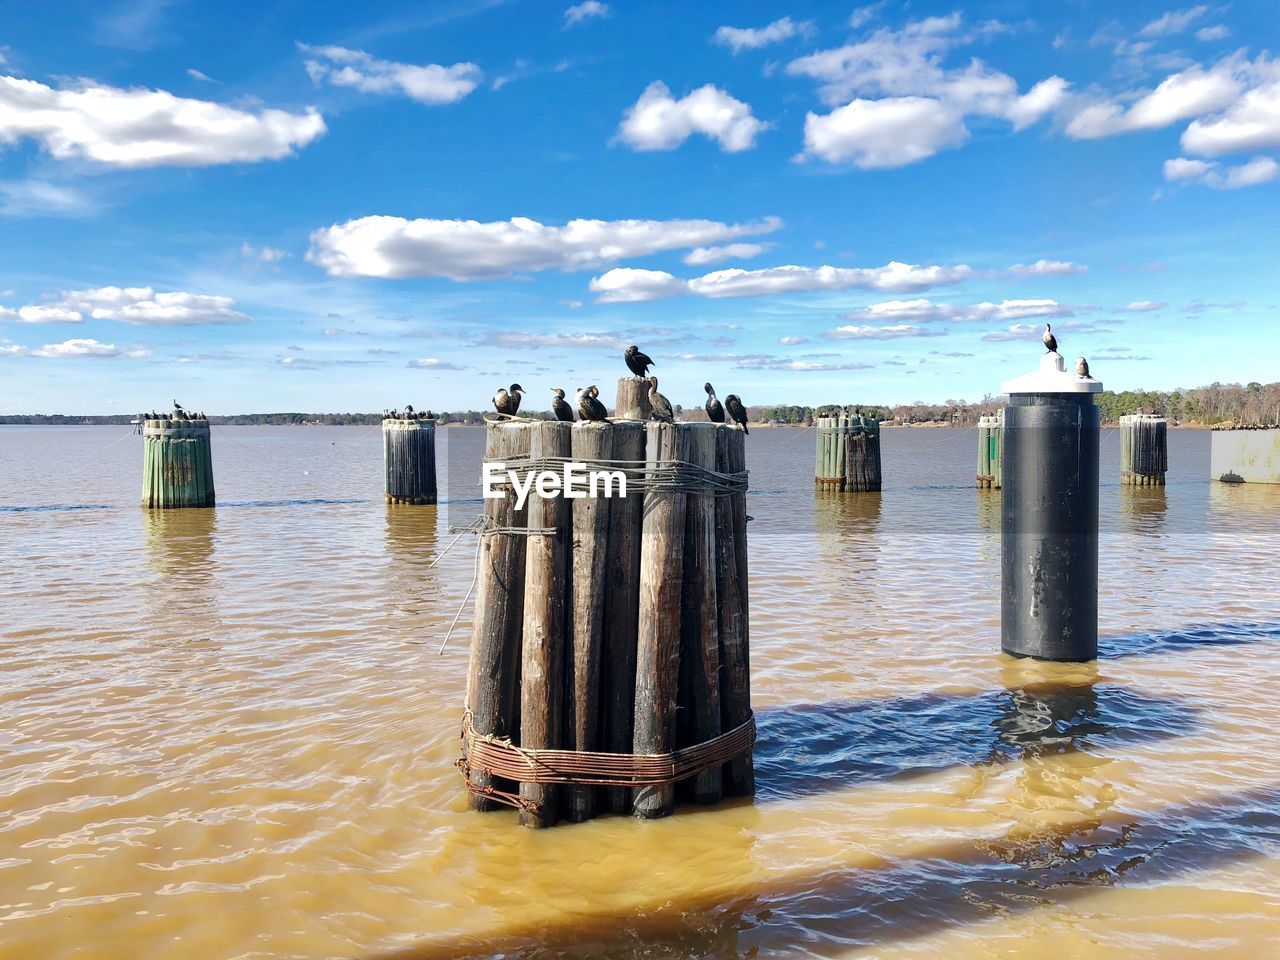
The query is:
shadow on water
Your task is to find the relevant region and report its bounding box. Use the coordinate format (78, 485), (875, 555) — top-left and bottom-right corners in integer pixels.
(0, 503), (114, 512)
(379, 784), (1280, 959)
(1107, 620), (1280, 658)
(753, 664), (1194, 803)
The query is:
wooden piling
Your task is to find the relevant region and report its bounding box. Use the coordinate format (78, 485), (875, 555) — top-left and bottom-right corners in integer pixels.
(845, 416), (882, 492)
(615, 376), (652, 421)
(715, 424), (754, 796)
(977, 412), (1004, 489)
(464, 421), (530, 811)
(633, 421), (688, 819)
(518, 420), (573, 828)
(600, 421), (645, 814)
(141, 415), (214, 509)
(383, 417), (437, 504)
(1120, 413), (1167, 486)
(566, 422), (613, 822)
(677, 423), (722, 805)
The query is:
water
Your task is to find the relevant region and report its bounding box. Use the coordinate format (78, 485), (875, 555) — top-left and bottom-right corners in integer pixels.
(1, 424), (1278, 959)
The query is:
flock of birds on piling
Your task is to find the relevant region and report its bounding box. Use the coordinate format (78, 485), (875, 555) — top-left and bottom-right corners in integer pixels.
(1042, 323), (1092, 379)
(138, 400), (207, 422)
(492, 345), (750, 434)
(383, 403), (435, 421)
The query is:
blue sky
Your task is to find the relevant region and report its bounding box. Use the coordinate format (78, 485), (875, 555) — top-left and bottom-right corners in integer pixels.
(0, 0), (1277, 414)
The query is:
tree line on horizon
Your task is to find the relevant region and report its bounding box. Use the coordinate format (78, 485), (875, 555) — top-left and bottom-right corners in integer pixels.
(3, 380), (1276, 428)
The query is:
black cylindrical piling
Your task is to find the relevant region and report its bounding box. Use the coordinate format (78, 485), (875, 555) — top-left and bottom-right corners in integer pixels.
(383, 416), (437, 504)
(1001, 358), (1101, 662)
(141, 412), (214, 509)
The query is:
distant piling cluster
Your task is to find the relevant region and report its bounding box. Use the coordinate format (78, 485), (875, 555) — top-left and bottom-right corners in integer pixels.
(1119, 414), (1168, 486)
(383, 413), (437, 504)
(462, 381), (753, 828)
(976, 412), (1004, 489)
(814, 413), (881, 491)
(141, 411), (214, 509)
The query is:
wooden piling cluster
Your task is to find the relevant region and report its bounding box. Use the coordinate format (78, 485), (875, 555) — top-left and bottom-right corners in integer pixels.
(462, 393), (753, 828)
(977, 412), (1004, 489)
(141, 414), (214, 509)
(814, 413), (882, 491)
(1119, 413), (1167, 486)
(383, 416), (437, 504)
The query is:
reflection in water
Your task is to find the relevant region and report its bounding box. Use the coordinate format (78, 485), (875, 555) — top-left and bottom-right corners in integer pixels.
(1208, 478), (1280, 519)
(140, 508), (220, 644)
(384, 505), (442, 624)
(1118, 485), (1168, 534)
(975, 487), (1001, 532)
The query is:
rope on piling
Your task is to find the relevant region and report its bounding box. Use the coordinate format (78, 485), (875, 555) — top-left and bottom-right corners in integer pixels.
(455, 710), (756, 813)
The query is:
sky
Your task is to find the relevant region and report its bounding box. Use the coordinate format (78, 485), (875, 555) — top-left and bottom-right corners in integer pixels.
(0, 0), (1277, 415)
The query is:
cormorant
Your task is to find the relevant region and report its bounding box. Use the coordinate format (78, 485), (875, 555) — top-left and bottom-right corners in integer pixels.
(405, 404), (414, 415)
(577, 385), (609, 422)
(173, 399), (183, 411)
(493, 383), (524, 416)
(1076, 357), (1091, 378)
(647, 377), (674, 423)
(704, 383), (725, 423)
(725, 394), (749, 435)
(550, 387), (575, 422)
(625, 344), (655, 378)
(1043, 324), (1058, 353)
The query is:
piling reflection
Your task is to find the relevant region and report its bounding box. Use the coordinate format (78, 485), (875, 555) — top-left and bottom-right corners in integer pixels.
(975, 487), (1001, 532)
(384, 505), (442, 620)
(1117, 484), (1168, 534)
(140, 508), (220, 642)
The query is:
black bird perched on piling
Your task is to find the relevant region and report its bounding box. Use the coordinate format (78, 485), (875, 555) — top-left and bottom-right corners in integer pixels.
(647, 377), (674, 423)
(493, 383), (524, 415)
(577, 385), (609, 422)
(1076, 357), (1091, 378)
(405, 404), (414, 415)
(173, 399), (183, 412)
(1043, 324), (1058, 353)
(725, 394), (749, 435)
(551, 387), (575, 422)
(704, 383), (725, 423)
(625, 344), (655, 377)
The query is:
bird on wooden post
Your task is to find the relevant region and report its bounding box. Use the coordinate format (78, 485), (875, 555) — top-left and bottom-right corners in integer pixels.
(725, 394), (749, 435)
(1043, 324), (1058, 353)
(493, 383), (524, 416)
(405, 404), (414, 416)
(577, 385), (609, 422)
(648, 377), (674, 423)
(704, 383), (725, 423)
(1076, 357), (1091, 378)
(625, 344), (655, 378)
(173, 399), (184, 412)
(551, 387), (575, 422)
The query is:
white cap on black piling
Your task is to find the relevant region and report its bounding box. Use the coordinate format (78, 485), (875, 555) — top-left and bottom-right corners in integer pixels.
(1002, 351), (1102, 395)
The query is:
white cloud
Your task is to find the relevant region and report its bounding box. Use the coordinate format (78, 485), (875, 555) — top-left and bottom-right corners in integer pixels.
(2, 286), (251, 325)
(0, 74), (324, 167)
(1138, 6), (1209, 38)
(301, 45), (481, 105)
(616, 81), (767, 152)
(564, 2), (609, 27)
(682, 242), (769, 265)
(778, 336), (807, 345)
(28, 337), (150, 358)
(981, 320), (1102, 342)
(1195, 25), (1230, 42)
(241, 241), (289, 262)
(713, 17), (814, 54)
(801, 96), (968, 168)
(1004, 259), (1088, 277)
(1066, 61), (1244, 139)
(307, 214), (782, 279)
(848, 4), (885, 29)
(1164, 156), (1214, 180)
(478, 331), (631, 349)
(1166, 154), (1280, 189)
(1121, 300), (1168, 311)
(842, 298), (1074, 323)
(588, 269), (686, 303)
(1181, 79), (1280, 155)
(186, 68), (218, 83)
(1006, 77), (1072, 131)
(824, 323), (945, 340)
(406, 357), (466, 369)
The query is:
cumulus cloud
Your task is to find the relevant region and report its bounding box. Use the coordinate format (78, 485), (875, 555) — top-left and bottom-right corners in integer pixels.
(616, 81), (767, 152)
(1195, 25), (1231, 42)
(307, 214), (782, 279)
(713, 17), (814, 54)
(588, 268), (687, 303)
(1138, 6), (1210, 38)
(824, 323), (945, 340)
(981, 320), (1102, 342)
(1, 286), (251, 325)
(778, 336), (807, 345)
(16, 337), (152, 358)
(842, 298), (1075, 323)
(300, 45), (481, 104)
(787, 15), (1067, 167)
(1004, 259), (1088, 277)
(564, 2), (609, 27)
(1181, 77), (1280, 155)
(1065, 61), (1244, 139)
(406, 357), (466, 369)
(682, 242), (769, 265)
(0, 74), (324, 167)
(1165, 154), (1280, 188)
(1121, 300), (1168, 311)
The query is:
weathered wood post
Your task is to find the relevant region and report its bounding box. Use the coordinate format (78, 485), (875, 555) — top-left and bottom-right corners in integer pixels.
(977, 412), (1004, 488)
(141, 412), (214, 509)
(465, 422), (531, 810)
(715, 424), (753, 796)
(519, 420), (573, 828)
(678, 423), (722, 805)
(600, 421), (645, 814)
(615, 377), (652, 420)
(844, 415), (882, 492)
(633, 421), (689, 819)
(383, 415), (437, 504)
(1119, 413), (1167, 486)
(566, 422), (613, 822)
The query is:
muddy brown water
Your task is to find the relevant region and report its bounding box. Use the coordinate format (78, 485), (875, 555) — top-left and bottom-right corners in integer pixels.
(2, 425), (1278, 959)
